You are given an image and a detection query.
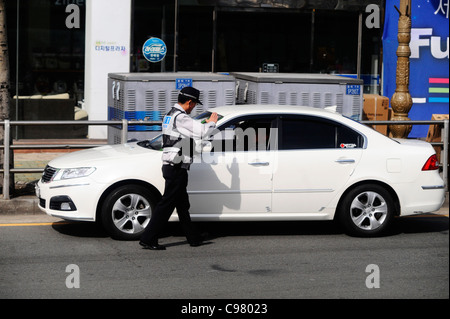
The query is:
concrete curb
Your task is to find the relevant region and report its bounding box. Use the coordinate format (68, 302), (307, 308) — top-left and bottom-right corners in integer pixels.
(0, 196), (41, 215)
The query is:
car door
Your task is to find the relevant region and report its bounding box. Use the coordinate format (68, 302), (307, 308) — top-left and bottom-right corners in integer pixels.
(272, 115), (364, 215)
(188, 115), (277, 217)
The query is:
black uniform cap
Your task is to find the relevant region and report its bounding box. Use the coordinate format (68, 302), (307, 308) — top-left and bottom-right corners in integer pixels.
(179, 86), (203, 105)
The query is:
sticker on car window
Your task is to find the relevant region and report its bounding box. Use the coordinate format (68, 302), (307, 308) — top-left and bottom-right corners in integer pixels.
(340, 143), (357, 149)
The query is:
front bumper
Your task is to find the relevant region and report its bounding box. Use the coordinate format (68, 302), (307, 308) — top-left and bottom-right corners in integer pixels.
(36, 179), (104, 222)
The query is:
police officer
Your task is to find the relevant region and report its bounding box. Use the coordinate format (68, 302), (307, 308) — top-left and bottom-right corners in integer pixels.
(139, 87), (218, 250)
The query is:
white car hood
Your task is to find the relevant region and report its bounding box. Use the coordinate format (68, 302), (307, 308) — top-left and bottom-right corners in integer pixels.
(48, 143), (160, 168)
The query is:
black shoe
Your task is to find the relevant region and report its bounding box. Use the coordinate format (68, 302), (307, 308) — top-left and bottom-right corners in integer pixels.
(189, 241), (204, 247)
(189, 233), (211, 247)
(139, 241), (166, 250)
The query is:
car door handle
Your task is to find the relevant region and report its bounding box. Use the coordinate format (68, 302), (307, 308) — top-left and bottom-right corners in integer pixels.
(335, 159), (355, 164)
(249, 161), (270, 166)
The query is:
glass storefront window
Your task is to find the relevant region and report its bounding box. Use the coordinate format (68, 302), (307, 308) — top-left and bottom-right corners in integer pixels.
(313, 10), (358, 74)
(131, 1), (382, 92)
(7, 0), (85, 99)
(6, 0), (86, 139)
(178, 5), (213, 72)
(132, 0), (175, 72)
(216, 9), (311, 73)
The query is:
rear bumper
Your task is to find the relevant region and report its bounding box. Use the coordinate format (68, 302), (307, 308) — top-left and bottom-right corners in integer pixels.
(399, 184), (446, 216)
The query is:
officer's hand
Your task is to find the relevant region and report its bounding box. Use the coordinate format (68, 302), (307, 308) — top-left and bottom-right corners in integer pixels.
(206, 112), (219, 123)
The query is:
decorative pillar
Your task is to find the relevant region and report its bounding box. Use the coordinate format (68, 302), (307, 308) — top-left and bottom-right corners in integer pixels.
(390, 0), (413, 138)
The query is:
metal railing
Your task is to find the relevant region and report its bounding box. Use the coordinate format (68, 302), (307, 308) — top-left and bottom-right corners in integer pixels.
(1, 118), (448, 200)
(0, 119), (162, 200)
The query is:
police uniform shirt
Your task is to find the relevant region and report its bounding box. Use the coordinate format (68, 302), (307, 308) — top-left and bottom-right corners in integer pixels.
(161, 104), (216, 167)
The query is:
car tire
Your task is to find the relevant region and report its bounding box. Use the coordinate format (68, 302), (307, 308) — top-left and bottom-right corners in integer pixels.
(101, 184), (156, 240)
(338, 184), (395, 237)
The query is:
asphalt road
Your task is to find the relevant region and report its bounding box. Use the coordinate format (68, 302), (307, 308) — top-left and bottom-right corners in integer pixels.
(0, 214), (448, 302)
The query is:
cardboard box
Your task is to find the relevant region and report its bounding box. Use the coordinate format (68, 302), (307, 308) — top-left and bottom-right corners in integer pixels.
(426, 114), (449, 163)
(363, 94), (390, 135)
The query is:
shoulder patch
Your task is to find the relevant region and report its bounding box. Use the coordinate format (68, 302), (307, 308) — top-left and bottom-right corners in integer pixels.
(162, 116), (172, 129)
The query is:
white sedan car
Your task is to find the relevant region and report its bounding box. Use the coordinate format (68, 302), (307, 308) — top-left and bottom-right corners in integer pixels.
(36, 105), (445, 239)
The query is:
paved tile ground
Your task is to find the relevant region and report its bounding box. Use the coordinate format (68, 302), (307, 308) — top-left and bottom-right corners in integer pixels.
(14, 152), (63, 183)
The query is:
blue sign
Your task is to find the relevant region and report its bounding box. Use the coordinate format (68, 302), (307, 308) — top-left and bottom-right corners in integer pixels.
(383, 0), (449, 138)
(176, 78), (193, 90)
(346, 85), (361, 95)
(142, 37), (167, 63)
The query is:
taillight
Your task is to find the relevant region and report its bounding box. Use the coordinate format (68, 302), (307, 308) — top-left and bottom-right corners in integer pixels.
(422, 154), (440, 171)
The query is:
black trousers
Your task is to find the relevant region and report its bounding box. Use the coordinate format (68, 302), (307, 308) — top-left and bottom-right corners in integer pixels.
(140, 164), (200, 245)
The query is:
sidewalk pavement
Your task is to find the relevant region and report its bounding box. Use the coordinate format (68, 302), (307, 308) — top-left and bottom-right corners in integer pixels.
(1, 139), (106, 216)
(0, 151), (66, 215)
(0, 150), (449, 217)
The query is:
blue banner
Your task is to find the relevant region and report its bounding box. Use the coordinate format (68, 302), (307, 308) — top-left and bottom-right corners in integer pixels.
(383, 0), (449, 137)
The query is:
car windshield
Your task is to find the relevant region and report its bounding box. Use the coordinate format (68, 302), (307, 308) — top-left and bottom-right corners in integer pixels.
(137, 111), (223, 150)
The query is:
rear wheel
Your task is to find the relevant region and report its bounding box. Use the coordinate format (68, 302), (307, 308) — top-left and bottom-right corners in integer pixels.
(101, 184), (156, 240)
(338, 184), (395, 237)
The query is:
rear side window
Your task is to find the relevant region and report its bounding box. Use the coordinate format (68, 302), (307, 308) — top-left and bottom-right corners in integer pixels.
(280, 116), (363, 150)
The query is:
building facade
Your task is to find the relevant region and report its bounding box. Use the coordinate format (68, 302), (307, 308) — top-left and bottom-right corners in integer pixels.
(6, 0), (383, 139)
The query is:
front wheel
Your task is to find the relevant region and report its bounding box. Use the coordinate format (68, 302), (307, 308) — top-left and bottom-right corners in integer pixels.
(338, 184), (395, 237)
(101, 184), (156, 240)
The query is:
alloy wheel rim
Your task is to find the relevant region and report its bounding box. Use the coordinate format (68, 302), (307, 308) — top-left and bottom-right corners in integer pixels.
(111, 193), (152, 234)
(350, 191), (388, 231)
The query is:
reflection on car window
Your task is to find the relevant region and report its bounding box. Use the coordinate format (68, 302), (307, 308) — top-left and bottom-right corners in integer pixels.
(137, 112), (223, 150)
(211, 116), (276, 152)
(280, 116), (363, 150)
(137, 135), (163, 150)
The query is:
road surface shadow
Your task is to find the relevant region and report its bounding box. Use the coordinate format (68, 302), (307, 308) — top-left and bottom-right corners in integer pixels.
(52, 221), (109, 238)
(50, 215), (448, 239)
(392, 215), (449, 235)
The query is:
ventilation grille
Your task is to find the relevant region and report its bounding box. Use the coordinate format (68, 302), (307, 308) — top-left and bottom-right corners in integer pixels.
(290, 92), (298, 105)
(145, 91), (154, 111)
(260, 91), (269, 104)
(278, 92), (287, 105)
(170, 90), (178, 106)
(157, 91), (167, 114)
(225, 89), (234, 105)
(301, 92), (309, 106)
(208, 90), (217, 107)
(324, 92), (333, 107)
(127, 90), (136, 111)
(312, 92), (321, 108)
(336, 93), (344, 113)
(353, 95), (361, 115)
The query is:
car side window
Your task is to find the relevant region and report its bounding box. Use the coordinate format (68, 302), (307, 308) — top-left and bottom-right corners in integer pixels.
(280, 116), (363, 150)
(336, 123), (363, 149)
(211, 116), (277, 152)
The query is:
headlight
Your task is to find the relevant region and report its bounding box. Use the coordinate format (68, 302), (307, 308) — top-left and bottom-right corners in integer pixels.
(52, 167), (96, 181)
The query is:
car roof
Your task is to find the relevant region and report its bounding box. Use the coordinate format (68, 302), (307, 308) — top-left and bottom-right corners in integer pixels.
(207, 104), (344, 119)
